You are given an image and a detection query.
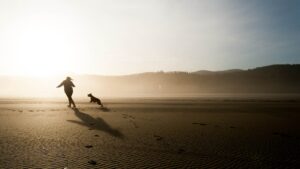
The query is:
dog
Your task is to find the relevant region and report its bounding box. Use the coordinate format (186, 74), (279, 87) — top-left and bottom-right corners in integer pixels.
(88, 93), (103, 107)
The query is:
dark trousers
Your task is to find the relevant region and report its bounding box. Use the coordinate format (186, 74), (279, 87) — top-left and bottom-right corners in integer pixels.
(65, 89), (75, 107)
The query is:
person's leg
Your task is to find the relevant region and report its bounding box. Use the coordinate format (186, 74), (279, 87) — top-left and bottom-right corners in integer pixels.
(68, 91), (76, 108)
(66, 94), (72, 107)
(70, 96), (76, 108)
(65, 90), (72, 107)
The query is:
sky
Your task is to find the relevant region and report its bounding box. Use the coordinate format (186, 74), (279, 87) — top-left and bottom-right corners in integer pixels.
(0, 0), (299, 76)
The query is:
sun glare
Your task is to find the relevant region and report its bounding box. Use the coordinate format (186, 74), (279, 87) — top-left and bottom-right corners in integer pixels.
(10, 35), (91, 76)
(3, 5), (90, 77)
(11, 25), (73, 76)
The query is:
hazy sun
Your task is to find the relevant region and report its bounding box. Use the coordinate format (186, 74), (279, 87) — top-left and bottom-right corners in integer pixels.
(6, 8), (89, 77)
(11, 27), (72, 76)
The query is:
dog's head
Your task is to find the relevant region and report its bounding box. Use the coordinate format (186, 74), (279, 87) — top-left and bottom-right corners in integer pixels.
(87, 93), (92, 97)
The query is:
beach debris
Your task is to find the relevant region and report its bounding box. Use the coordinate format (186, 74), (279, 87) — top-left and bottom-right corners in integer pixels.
(94, 134), (99, 137)
(88, 160), (97, 165)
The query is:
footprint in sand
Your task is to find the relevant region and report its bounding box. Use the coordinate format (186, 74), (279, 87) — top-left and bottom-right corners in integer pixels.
(129, 120), (139, 128)
(88, 160), (97, 165)
(100, 107), (110, 112)
(177, 148), (185, 154)
(85, 145), (93, 148)
(122, 114), (135, 119)
(123, 114), (138, 128)
(192, 122), (208, 126)
(153, 135), (163, 141)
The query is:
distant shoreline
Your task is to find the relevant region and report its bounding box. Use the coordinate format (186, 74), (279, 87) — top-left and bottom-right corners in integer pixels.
(0, 93), (300, 104)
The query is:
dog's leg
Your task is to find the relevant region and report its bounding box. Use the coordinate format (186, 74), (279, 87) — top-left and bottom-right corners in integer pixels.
(97, 100), (103, 107)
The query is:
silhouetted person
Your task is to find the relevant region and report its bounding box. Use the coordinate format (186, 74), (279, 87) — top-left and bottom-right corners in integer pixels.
(57, 76), (76, 108)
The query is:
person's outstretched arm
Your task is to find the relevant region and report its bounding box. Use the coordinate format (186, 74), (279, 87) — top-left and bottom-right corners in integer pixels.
(56, 81), (64, 88)
(71, 81), (75, 87)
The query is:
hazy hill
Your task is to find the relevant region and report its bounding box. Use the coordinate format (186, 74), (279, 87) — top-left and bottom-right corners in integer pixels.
(193, 69), (243, 75)
(0, 64), (299, 98)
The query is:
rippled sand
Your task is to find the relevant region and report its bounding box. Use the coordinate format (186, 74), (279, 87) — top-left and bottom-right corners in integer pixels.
(0, 98), (299, 168)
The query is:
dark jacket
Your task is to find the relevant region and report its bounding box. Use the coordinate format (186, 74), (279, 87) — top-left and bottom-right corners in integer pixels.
(57, 80), (75, 94)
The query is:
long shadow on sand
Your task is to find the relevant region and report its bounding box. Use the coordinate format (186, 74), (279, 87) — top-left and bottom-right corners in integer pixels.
(67, 108), (124, 139)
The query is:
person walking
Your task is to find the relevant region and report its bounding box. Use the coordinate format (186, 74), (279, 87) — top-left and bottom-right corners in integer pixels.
(57, 76), (76, 108)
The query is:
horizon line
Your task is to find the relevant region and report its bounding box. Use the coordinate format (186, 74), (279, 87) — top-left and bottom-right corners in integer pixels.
(0, 63), (298, 77)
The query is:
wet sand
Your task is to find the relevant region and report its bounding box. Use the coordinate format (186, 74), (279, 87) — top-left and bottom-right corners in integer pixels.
(0, 98), (299, 168)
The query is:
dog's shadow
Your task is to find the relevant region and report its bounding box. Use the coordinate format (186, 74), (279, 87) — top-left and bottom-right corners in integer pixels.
(67, 108), (123, 138)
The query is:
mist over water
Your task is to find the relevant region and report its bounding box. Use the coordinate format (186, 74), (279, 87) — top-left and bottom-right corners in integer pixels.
(0, 65), (299, 98)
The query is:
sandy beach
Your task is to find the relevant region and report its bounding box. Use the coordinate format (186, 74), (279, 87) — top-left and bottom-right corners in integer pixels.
(0, 97), (299, 168)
